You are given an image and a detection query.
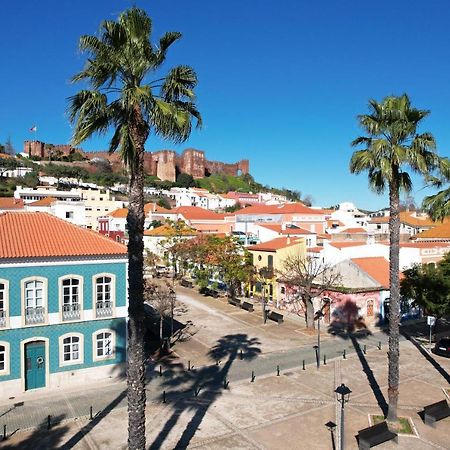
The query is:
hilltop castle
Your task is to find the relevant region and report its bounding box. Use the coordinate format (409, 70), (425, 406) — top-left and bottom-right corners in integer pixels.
(23, 141), (249, 182)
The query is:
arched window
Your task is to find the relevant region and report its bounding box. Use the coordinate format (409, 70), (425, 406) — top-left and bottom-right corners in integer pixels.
(93, 274), (115, 318)
(22, 278), (47, 325)
(0, 280), (8, 328)
(59, 333), (83, 366)
(93, 330), (115, 361)
(0, 342), (10, 375)
(60, 276), (83, 321)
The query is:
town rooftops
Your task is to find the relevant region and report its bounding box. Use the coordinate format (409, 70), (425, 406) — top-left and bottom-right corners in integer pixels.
(234, 202), (324, 216)
(0, 197), (24, 210)
(351, 257), (390, 288)
(257, 223), (314, 235)
(415, 221), (450, 240)
(0, 212), (127, 259)
(173, 206), (226, 221)
(247, 236), (303, 252)
(27, 196), (57, 207)
(144, 224), (197, 237)
(109, 207), (128, 218)
(341, 227), (367, 234)
(399, 211), (444, 228)
(329, 241), (367, 249)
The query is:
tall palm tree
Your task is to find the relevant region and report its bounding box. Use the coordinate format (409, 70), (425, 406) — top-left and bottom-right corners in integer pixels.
(68, 8), (201, 449)
(423, 164), (450, 221)
(350, 94), (441, 422)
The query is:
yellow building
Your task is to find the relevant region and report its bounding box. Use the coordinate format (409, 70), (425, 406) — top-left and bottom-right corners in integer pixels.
(247, 236), (306, 304)
(80, 189), (125, 230)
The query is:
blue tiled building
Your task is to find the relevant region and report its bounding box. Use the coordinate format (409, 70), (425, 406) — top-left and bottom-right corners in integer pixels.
(0, 212), (128, 396)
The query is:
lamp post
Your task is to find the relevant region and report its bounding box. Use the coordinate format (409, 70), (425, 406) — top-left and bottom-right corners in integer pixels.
(315, 298), (329, 369)
(325, 421), (337, 450)
(335, 383), (351, 450)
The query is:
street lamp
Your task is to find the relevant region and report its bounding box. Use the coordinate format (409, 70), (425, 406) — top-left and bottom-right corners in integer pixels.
(314, 298), (329, 368)
(325, 421), (337, 450)
(335, 383), (351, 450)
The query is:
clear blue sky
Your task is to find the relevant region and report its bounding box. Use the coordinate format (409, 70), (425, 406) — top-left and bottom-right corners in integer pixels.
(1, 0), (450, 210)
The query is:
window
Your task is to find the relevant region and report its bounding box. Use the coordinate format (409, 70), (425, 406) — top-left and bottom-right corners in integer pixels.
(94, 330), (115, 360)
(367, 299), (374, 317)
(0, 342), (10, 375)
(60, 277), (82, 321)
(0, 281), (7, 328)
(24, 279), (46, 325)
(268, 255), (273, 268)
(65, 211), (74, 219)
(63, 336), (80, 361)
(94, 275), (114, 318)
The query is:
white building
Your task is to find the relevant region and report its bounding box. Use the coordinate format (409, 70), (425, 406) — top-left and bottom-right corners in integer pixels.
(25, 198), (87, 228)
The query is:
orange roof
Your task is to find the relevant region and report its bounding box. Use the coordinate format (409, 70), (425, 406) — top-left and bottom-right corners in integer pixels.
(258, 223), (314, 235)
(144, 224), (197, 237)
(317, 233), (332, 240)
(341, 227), (367, 234)
(327, 219), (345, 227)
(0, 212), (127, 259)
(27, 196), (57, 207)
(399, 211), (446, 228)
(399, 241), (450, 248)
(415, 222), (450, 240)
(144, 202), (174, 214)
(369, 216), (390, 224)
(351, 257), (390, 288)
(109, 207), (128, 218)
(248, 236), (303, 252)
(0, 153), (13, 159)
(173, 206), (226, 221)
(234, 202), (324, 216)
(0, 197), (24, 210)
(308, 247), (323, 253)
(329, 241), (367, 249)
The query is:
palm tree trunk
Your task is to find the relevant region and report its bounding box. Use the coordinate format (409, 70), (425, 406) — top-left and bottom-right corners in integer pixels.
(127, 116), (148, 450)
(387, 173), (400, 422)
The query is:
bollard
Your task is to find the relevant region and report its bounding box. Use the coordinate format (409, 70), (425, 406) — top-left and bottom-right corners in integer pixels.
(194, 387), (201, 397)
(223, 378), (229, 389)
(163, 391), (166, 403)
(323, 354), (327, 365)
(3, 424), (6, 441)
(302, 359), (305, 370)
(159, 365), (163, 376)
(188, 360), (191, 371)
(251, 371), (255, 382)
(343, 349), (346, 359)
(240, 350), (243, 360)
(378, 341), (382, 350)
(277, 365), (280, 376)
(89, 405), (93, 421)
(47, 415), (51, 430)
(363, 344), (367, 355)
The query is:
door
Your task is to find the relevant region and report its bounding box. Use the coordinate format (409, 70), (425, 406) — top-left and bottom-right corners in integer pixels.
(25, 341), (46, 390)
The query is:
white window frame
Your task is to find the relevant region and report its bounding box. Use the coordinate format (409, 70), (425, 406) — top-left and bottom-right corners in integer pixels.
(59, 333), (84, 367)
(0, 279), (10, 329)
(21, 277), (48, 327)
(92, 329), (115, 362)
(58, 275), (83, 322)
(92, 273), (116, 318)
(0, 341), (10, 375)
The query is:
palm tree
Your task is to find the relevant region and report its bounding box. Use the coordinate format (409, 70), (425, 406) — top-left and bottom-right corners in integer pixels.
(68, 8), (201, 449)
(350, 94), (442, 422)
(423, 163), (450, 221)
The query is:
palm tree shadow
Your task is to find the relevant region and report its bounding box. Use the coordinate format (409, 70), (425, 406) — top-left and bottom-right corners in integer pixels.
(349, 334), (388, 417)
(148, 333), (261, 450)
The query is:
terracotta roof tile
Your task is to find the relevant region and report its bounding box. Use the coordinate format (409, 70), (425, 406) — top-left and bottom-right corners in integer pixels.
(27, 197), (57, 207)
(399, 211), (447, 227)
(109, 207), (128, 218)
(341, 227), (367, 234)
(173, 206), (226, 220)
(351, 257), (390, 288)
(415, 222), (450, 239)
(234, 202), (324, 216)
(248, 236), (303, 252)
(144, 224), (197, 237)
(0, 212), (127, 259)
(258, 223), (314, 235)
(0, 197), (24, 210)
(329, 241), (367, 249)
(144, 202), (174, 214)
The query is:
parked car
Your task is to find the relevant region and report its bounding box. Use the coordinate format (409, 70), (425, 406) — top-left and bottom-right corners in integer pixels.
(433, 337), (450, 358)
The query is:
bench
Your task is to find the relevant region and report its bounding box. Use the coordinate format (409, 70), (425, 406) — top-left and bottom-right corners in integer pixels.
(228, 298), (241, 307)
(357, 421), (397, 449)
(241, 301), (254, 312)
(423, 399), (450, 426)
(180, 279), (193, 288)
(267, 310), (284, 324)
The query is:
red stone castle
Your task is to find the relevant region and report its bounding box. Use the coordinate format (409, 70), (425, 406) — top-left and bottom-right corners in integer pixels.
(23, 141), (249, 182)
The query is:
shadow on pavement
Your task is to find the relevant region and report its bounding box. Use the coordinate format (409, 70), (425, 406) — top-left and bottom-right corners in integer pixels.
(400, 329), (450, 385)
(1, 414), (67, 450)
(148, 333), (261, 450)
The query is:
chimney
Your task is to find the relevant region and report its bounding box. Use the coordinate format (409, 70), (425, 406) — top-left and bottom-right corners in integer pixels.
(281, 222), (287, 231)
(286, 236), (291, 245)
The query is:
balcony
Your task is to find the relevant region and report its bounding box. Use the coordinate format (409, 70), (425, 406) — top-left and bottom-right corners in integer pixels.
(25, 306), (45, 325)
(0, 310), (6, 327)
(96, 301), (113, 318)
(62, 303), (81, 321)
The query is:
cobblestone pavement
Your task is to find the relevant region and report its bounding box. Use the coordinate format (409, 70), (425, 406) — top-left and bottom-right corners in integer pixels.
(1, 288), (449, 449)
